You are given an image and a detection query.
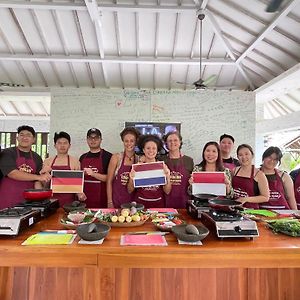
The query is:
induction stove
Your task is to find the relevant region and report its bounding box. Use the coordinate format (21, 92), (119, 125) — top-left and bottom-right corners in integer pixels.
(0, 207), (41, 236)
(15, 198), (59, 217)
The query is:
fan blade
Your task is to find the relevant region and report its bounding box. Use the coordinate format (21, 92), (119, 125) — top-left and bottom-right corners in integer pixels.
(266, 0), (283, 12)
(203, 75), (217, 86)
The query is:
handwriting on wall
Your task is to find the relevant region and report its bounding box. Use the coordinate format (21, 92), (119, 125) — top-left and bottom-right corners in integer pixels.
(50, 88), (255, 162)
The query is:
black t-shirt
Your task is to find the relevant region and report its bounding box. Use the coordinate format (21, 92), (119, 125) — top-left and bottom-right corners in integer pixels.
(0, 147), (43, 177)
(223, 157), (240, 167)
(290, 168), (300, 183)
(79, 149), (112, 174)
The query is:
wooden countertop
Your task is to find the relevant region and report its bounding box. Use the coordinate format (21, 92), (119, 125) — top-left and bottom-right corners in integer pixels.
(1, 209), (300, 268)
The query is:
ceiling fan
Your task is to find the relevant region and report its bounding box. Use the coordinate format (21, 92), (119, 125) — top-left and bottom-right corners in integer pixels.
(265, 0), (284, 12)
(175, 12), (218, 90)
(0, 82), (25, 92)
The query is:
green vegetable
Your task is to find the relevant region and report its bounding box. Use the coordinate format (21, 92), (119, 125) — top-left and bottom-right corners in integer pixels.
(267, 219), (300, 237)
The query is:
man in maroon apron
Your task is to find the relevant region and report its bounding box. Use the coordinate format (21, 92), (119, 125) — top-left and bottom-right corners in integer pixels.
(0, 125), (51, 209)
(79, 128), (112, 208)
(42, 131), (86, 207)
(290, 168), (300, 209)
(219, 134), (240, 171)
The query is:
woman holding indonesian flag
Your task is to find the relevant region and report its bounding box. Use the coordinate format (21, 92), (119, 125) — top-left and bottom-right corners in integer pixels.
(189, 141), (233, 197)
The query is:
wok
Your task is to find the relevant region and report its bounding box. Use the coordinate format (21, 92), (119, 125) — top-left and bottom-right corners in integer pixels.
(23, 189), (52, 201)
(208, 198), (243, 212)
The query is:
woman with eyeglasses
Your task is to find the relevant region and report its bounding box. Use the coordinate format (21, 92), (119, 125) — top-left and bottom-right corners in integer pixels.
(232, 144), (269, 208)
(260, 146), (297, 209)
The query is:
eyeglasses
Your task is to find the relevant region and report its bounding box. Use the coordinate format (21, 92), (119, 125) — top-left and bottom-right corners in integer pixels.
(266, 156), (279, 163)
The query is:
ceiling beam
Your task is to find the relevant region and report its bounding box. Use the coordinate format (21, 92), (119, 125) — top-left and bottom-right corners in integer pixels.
(205, 10), (255, 90)
(0, 115), (49, 120)
(0, 1), (197, 13)
(236, 0), (299, 64)
(256, 63), (300, 104)
(256, 110), (300, 135)
(84, 0), (108, 87)
(0, 53), (235, 65)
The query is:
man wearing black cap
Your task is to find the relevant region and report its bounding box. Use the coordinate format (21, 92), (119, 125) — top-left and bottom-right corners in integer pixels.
(79, 128), (112, 208)
(0, 125), (51, 209)
(219, 133), (240, 171)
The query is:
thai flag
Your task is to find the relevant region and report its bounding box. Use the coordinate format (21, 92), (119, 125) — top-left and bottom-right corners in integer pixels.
(133, 162), (166, 188)
(51, 170), (84, 193)
(192, 172), (226, 196)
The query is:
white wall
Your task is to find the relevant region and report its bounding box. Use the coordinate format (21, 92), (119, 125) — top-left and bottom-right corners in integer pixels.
(50, 88), (256, 163)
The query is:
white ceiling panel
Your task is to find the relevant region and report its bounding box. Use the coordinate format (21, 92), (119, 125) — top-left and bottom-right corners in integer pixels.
(0, 0), (299, 119)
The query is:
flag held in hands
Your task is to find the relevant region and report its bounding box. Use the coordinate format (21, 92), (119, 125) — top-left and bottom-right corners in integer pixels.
(192, 172), (226, 196)
(133, 162), (166, 188)
(51, 170), (84, 193)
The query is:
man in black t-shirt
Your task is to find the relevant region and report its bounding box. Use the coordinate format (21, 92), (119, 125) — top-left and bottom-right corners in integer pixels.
(79, 128), (112, 208)
(219, 133), (240, 171)
(0, 125), (51, 209)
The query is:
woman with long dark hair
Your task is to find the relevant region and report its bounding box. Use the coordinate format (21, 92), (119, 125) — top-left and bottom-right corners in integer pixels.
(190, 141), (233, 197)
(232, 144), (269, 208)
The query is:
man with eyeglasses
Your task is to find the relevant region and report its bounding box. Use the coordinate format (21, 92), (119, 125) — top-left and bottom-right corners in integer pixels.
(79, 128), (112, 208)
(0, 125), (51, 209)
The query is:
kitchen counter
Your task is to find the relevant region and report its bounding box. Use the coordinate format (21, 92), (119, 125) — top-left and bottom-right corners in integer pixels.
(1, 209), (300, 300)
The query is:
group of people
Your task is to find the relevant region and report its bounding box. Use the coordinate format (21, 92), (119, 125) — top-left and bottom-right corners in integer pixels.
(0, 125), (300, 211)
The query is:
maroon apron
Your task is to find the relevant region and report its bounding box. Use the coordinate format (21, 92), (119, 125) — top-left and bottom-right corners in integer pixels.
(294, 172), (300, 209)
(81, 151), (107, 208)
(232, 165), (259, 209)
(0, 148), (37, 209)
(223, 158), (236, 171)
(165, 156), (189, 208)
(112, 153), (136, 208)
(135, 185), (165, 209)
(51, 155), (74, 207)
(260, 170), (290, 209)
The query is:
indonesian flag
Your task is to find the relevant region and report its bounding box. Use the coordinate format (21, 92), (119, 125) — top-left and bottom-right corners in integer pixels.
(192, 172), (226, 196)
(133, 162), (166, 188)
(51, 170), (84, 193)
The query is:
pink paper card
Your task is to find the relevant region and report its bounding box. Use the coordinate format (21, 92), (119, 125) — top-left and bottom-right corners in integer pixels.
(147, 208), (178, 214)
(121, 234), (168, 246)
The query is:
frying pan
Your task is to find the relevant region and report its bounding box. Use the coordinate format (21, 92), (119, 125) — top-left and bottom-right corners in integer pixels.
(208, 198), (243, 211)
(193, 193), (218, 201)
(23, 189), (52, 201)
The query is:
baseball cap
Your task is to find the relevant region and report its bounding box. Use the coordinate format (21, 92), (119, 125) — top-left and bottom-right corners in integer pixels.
(87, 128), (102, 138)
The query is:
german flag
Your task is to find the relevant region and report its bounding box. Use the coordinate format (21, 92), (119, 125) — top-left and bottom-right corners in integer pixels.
(51, 170), (84, 193)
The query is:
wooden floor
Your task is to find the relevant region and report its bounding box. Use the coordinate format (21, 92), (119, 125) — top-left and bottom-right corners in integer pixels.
(1, 267), (300, 300)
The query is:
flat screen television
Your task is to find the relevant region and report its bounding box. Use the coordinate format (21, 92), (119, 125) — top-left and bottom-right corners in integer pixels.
(125, 122), (181, 155)
(125, 122), (181, 138)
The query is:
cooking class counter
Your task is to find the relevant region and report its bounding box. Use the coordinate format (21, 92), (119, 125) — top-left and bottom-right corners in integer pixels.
(1, 209), (300, 300)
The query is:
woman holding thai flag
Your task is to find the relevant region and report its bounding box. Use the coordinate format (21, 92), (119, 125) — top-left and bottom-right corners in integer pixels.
(128, 135), (171, 208)
(189, 141), (233, 197)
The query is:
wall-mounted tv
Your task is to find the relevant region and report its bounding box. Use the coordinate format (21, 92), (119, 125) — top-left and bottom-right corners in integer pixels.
(125, 122), (181, 138)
